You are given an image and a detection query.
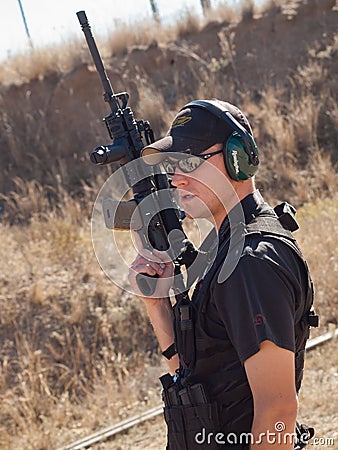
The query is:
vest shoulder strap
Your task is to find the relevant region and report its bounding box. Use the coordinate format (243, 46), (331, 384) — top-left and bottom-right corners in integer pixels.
(245, 215), (301, 256)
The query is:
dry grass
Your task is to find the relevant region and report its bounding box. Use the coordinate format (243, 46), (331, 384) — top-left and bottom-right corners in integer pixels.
(0, 1), (254, 87)
(296, 199), (338, 328)
(243, 81), (338, 207)
(0, 37), (84, 87)
(0, 12), (193, 87)
(0, 188), (160, 449)
(0, 0), (336, 202)
(2, 64), (336, 208)
(0, 184), (336, 449)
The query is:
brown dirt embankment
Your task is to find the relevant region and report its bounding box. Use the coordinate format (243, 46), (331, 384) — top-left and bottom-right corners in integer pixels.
(0, 0), (337, 202)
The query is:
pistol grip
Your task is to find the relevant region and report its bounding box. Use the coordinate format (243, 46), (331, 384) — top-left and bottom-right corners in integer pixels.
(136, 273), (159, 296)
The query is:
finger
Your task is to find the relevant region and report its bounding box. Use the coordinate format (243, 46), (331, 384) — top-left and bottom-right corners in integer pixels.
(152, 248), (173, 263)
(132, 233), (164, 264)
(130, 264), (157, 276)
(132, 255), (153, 266)
(138, 247), (169, 264)
(132, 254), (165, 270)
(131, 261), (164, 276)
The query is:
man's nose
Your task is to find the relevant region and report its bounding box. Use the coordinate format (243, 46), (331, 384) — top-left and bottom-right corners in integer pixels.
(170, 171), (189, 188)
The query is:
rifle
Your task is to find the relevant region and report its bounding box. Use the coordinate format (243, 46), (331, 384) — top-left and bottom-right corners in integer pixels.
(76, 11), (197, 296)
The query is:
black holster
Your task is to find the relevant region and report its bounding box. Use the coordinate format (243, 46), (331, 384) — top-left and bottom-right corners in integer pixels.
(173, 292), (196, 370)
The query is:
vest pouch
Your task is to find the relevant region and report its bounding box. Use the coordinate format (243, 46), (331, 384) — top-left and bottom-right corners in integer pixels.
(162, 379), (221, 450)
(179, 402), (220, 449)
(164, 405), (188, 450)
(164, 401), (220, 450)
(161, 375), (188, 450)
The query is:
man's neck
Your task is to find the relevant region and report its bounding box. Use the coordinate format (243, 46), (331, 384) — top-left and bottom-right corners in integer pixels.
(214, 181), (256, 230)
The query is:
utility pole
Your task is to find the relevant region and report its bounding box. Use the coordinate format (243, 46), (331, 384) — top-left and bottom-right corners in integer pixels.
(17, 0), (34, 49)
(149, 0), (160, 23)
(200, 0), (211, 16)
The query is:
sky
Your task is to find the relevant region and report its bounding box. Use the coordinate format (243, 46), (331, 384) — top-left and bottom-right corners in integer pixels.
(0, 0), (267, 62)
(0, 0), (227, 61)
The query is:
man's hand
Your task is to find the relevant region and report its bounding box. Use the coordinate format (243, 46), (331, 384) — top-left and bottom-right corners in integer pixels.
(128, 247), (179, 373)
(129, 247), (174, 300)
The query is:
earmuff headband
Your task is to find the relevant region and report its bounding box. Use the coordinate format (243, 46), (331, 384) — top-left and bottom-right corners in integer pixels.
(184, 99), (259, 167)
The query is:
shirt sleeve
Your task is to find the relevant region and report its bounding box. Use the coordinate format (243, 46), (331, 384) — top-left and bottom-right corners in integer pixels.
(212, 252), (296, 364)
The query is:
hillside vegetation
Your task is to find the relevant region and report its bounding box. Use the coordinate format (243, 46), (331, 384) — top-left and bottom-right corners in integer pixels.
(0, 0), (337, 206)
(0, 0), (337, 449)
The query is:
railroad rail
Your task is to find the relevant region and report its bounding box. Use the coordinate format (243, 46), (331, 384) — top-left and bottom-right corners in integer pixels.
(57, 327), (338, 450)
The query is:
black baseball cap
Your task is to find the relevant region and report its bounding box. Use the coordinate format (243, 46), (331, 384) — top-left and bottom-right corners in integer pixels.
(141, 99), (253, 163)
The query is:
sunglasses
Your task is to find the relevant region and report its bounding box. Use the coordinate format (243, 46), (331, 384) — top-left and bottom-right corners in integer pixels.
(162, 148), (223, 174)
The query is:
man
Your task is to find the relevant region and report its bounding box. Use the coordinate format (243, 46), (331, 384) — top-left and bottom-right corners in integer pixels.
(128, 99), (316, 449)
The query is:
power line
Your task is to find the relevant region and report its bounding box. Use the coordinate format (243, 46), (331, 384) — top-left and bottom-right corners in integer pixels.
(17, 0), (34, 49)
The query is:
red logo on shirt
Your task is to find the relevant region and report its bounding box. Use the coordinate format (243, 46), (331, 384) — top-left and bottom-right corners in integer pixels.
(254, 314), (266, 326)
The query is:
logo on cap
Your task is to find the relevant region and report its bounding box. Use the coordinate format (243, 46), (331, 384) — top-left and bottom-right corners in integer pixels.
(172, 115), (192, 128)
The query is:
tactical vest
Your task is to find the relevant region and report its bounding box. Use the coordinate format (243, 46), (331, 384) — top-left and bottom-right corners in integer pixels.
(161, 202), (317, 450)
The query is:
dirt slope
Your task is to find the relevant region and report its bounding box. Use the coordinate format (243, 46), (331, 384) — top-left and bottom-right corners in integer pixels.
(0, 0), (337, 195)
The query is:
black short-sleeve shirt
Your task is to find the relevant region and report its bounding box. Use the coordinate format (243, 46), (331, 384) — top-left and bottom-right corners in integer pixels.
(211, 235), (306, 364)
(181, 191), (311, 435)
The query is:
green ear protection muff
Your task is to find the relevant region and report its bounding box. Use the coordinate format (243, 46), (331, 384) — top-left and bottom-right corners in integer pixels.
(184, 99), (260, 181)
(225, 132), (259, 181)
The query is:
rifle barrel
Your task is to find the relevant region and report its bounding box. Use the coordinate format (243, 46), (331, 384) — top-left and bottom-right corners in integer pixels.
(76, 10), (118, 112)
